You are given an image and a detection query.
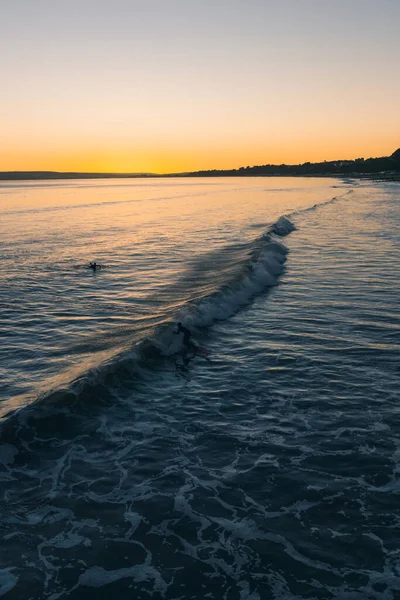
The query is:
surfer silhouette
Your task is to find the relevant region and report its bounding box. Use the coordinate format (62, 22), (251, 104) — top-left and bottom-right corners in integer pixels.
(89, 262), (101, 271)
(174, 322), (211, 363)
(174, 322), (196, 353)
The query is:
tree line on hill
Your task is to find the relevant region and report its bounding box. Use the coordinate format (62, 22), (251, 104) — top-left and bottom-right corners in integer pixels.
(182, 148), (400, 178)
(0, 149), (399, 180)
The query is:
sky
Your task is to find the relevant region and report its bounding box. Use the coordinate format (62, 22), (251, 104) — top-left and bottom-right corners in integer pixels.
(1, 0), (399, 173)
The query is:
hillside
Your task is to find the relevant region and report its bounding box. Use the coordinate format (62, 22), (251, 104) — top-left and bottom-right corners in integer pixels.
(182, 148), (400, 178)
(0, 150), (399, 180)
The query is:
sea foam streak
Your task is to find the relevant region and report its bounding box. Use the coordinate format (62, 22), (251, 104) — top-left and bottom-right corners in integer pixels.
(157, 216), (296, 349)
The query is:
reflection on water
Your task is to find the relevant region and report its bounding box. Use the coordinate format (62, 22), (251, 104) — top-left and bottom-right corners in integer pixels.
(1, 177), (399, 599)
(0, 176), (341, 410)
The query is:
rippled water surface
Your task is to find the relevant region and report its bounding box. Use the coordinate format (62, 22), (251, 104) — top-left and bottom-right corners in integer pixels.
(0, 177), (399, 599)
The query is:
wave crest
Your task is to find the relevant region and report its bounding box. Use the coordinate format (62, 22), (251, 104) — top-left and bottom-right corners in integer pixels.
(1, 215), (297, 422)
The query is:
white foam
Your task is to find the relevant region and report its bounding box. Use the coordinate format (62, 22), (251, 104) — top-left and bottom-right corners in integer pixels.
(0, 568), (18, 596)
(182, 240), (287, 328)
(152, 218), (294, 356)
(78, 564), (168, 594)
(271, 216), (297, 236)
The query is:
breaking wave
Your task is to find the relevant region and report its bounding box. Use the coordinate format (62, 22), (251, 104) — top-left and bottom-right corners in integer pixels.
(1, 215), (297, 423)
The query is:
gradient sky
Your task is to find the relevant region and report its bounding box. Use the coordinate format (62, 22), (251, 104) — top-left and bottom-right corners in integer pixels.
(1, 0), (399, 173)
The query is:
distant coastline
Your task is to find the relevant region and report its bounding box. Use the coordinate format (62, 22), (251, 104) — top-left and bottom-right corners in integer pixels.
(1, 148), (399, 181)
(0, 171), (153, 181)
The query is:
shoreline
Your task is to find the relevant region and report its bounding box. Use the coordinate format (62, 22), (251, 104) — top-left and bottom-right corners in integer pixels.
(0, 172), (399, 182)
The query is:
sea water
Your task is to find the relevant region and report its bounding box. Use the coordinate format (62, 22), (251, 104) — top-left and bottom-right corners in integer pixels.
(0, 177), (399, 599)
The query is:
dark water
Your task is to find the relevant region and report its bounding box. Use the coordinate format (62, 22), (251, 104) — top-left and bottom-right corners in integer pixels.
(0, 178), (399, 599)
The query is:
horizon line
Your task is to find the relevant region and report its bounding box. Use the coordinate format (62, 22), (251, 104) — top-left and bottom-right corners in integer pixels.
(1, 148), (399, 180)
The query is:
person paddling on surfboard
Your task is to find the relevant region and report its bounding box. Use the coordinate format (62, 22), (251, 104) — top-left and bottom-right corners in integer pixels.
(89, 262), (101, 271)
(174, 322), (196, 353)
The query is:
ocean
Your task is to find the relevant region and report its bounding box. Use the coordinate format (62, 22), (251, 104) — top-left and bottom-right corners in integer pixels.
(0, 177), (399, 599)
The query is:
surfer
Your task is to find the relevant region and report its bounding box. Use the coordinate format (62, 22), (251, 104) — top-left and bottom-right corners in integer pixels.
(89, 262), (101, 271)
(174, 322), (196, 353)
(174, 322), (211, 362)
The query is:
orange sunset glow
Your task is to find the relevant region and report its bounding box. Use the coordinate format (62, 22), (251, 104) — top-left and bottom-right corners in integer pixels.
(1, 0), (399, 173)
